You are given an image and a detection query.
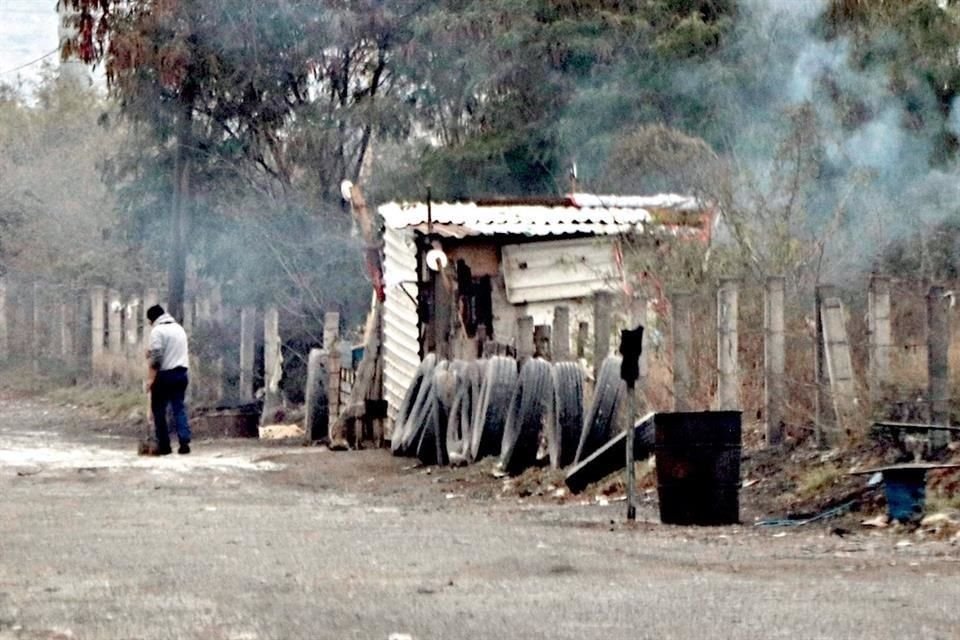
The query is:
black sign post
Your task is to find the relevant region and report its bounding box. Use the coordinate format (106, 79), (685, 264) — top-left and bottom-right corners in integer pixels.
(620, 325), (644, 521)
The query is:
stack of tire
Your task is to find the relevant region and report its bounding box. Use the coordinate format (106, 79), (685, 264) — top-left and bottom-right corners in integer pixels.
(390, 353), (627, 476)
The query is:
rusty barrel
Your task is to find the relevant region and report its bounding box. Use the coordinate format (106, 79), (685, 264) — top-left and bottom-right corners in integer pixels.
(655, 411), (742, 525)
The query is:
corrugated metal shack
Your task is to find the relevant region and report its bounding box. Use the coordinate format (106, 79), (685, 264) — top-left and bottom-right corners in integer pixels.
(377, 193), (715, 430)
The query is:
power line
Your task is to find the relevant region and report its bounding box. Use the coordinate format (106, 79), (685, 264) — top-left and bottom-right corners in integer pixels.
(0, 48), (59, 76)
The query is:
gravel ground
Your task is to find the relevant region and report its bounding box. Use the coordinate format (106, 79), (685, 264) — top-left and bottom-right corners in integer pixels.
(1, 396), (959, 640)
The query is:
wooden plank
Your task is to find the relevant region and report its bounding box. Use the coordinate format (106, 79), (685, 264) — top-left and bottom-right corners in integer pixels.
(565, 413), (656, 494)
(820, 297), (858, 438)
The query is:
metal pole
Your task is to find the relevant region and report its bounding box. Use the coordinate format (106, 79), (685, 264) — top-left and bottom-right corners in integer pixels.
(620, 323), (644, 523)
(625, 379), (637, 521)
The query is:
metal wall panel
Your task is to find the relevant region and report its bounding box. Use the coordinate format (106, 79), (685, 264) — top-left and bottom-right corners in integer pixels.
(382, 226), (421, 431)
(501, 237), (618, 304)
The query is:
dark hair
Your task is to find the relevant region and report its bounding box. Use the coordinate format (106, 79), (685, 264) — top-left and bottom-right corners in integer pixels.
(146, 305), (165, 323)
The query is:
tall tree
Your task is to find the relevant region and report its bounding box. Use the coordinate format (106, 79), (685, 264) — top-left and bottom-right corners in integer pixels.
(62, 0), (411, 317)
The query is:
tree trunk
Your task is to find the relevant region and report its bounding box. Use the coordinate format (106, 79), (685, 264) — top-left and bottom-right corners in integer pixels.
(167, 99), (193, 321)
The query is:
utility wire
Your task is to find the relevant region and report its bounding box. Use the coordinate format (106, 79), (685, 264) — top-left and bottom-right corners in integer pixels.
(0, 48), (59, 76)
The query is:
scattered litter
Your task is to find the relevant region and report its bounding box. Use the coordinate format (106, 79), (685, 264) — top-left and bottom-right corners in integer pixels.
(388, 634), (413, 640)
(861, 514), (889, 528)
(920, 512), (956, 527)
(551, 488), (567, 499)
(258, 424), (305, 440)
(444, 493), (463, 500)
(896, 540), (913, 548)
(16, 468), (43, 477)
(741, 478), (760, 489)
(596, 497), (609, 507)
(772, 532), (788, 538)
(756, 499), (858, 528)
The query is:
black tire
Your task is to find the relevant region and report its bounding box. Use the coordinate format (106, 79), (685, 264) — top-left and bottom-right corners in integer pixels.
(426, 362), (459, 466)
(446, 360), (484, 466)
(470, 356), (518, 462)
(574, 355), (625, 465)
(304, 348), (328, 442)
(391, 354), (437, 456)
(500, 358), (553, 475)
(399, 360), (449, 456)
(415, 397), (441, 465)
(548, 362), (585, 469)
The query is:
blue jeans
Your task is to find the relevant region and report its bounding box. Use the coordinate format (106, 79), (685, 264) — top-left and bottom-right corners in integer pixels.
(151, 367), (191, 448)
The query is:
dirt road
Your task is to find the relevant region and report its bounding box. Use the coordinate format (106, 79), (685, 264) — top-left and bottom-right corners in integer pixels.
(1, 396), (959, 640)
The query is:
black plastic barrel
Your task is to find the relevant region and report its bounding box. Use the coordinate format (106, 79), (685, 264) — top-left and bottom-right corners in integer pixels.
(655, 411), (742, 525)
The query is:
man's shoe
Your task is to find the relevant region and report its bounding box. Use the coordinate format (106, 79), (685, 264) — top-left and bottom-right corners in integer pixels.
(156, 445), (172, 456)
(178, 442), (191, 455)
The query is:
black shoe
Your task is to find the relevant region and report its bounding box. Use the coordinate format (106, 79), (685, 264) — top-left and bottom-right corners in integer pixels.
(178, 442), (191, 455)
(156, 445), (172, 456)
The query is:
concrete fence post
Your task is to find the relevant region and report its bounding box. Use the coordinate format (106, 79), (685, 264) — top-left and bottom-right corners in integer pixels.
(534, 324), (551, 360)
(576, 321), (589, 360)
(107, 289), (123, 382)
(928, 285), (951, 450)
(552, 306), (571, 361)
(239, 306), (256, 401)
(60, 298), (74, 364)
(90, 286), (106, 380)
(672, 291), (693, 412)
(262, 305), (282, 422)
(324, 311), (341, 422)
(593, 290), (613, 379)
(868, 275), (892, 417)
(31, 282), (42, 376)
(209, 284), (225, 402)
(765, 276), (786, 447)
(814, 284), (837, 448)
(0, 278), (8, 361)
(124, 296), (140, 382)
(517, 316), (535, 363)
(717, 278), (740, 411)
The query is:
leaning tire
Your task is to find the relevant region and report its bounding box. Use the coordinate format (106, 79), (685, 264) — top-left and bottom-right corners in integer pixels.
(446, 360), (483, 466)
(574, 355), (625, 464)
(421, 362), (458, 466)
(304, 348), (329, 442)
(400, 360), (450, 456)
(469, 356), (518, 462)
(391, 354), (437, 456)
(548, 362), (585, 469)
(500, 358), (553, 475)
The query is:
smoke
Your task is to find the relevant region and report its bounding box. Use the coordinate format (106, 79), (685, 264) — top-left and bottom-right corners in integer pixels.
(701, 0), (960, 278)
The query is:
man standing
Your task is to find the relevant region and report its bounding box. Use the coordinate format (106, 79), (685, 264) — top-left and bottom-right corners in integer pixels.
(146, 304), (191, 455)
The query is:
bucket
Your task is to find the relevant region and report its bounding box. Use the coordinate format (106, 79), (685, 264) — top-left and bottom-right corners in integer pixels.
(882, 468), (927, 523)
(655, 411), (742, 525)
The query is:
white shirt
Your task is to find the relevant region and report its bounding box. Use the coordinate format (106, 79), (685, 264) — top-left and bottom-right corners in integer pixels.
(149, 313), (190, 371)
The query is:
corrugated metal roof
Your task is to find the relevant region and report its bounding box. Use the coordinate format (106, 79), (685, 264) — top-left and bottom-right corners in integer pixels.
(378, 192), (708, 237)
(378, 203), (646, 236)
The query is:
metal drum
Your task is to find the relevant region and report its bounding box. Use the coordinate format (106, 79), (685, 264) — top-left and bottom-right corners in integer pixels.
(655, 411), (742, 525)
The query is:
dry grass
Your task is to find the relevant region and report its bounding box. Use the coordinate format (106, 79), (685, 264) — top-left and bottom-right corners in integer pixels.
(47, 384), (146, 419)
(925, 490), (960, 514)
(794, 463), (843, 500)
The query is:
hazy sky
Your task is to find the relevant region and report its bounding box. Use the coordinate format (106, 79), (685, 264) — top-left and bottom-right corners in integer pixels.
(0, 0), (59, 90)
